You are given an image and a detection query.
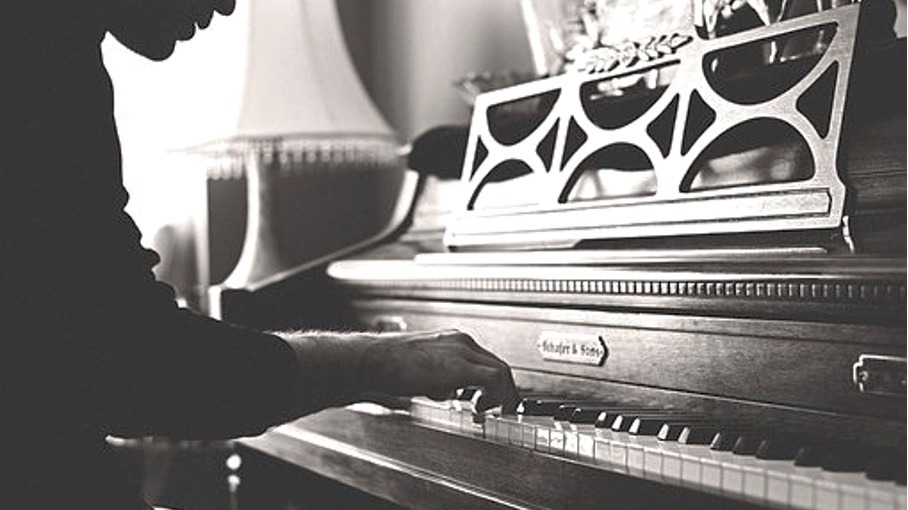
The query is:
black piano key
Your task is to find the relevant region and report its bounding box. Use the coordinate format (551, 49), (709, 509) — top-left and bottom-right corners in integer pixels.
(569, 406), (615, 424)
(453, 387), (481, 401)
(794, 443), (830, 467)
(595, 411), (618, 429)
(711, 428), (762, 452)
(629, 416), (704, 436)
(553, 405), (576, 422)
(657, 420), (715, 442)
(629, 417), (673, 436)
(552, 402), (612, 422)
(658, 422), (685, 441)
(516, 399), (564, 416)
(610, 412), (670, 432)
(594, 408), (653, 429)
(732, 434), (764, 456)
(864, 460), (895, 481)
(864, 451), (902, 482)
(755, 435), (803, 460)
(612, 412), (688, 433)
(610, 414), (637, 432)
(711, 431), (740, 452)
(678, 425), (722, 445)
(821, 445), (871, 473)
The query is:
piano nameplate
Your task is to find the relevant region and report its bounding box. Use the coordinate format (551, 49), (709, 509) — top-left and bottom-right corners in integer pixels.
(537, 331), (607, 366)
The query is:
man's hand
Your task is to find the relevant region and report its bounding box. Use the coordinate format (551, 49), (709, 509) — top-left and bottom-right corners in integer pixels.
(278, 329), (519, 414)
(357, 329), (520, 413)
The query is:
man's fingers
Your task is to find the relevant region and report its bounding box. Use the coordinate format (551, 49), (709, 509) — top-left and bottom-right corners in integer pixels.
(450, 361), (519, 414)
(431, 330), (520, 412)
(460, 348), (520, 411)
(357, 329), (519, 411)
(472, 367), (520, 413)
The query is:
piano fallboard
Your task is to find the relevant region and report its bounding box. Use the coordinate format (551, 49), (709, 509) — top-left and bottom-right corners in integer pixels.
(342, 298), (904, 439)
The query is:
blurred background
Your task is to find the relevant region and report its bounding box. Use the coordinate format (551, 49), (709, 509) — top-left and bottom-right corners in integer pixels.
(102, 0), (534, 306)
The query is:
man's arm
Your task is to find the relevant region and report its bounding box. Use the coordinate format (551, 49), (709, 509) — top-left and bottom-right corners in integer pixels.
(278, 329), (520, 414)
(98, 307), (517, 439)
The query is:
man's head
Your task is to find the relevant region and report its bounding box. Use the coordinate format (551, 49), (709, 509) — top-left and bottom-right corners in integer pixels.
(107, 0), (236, 60)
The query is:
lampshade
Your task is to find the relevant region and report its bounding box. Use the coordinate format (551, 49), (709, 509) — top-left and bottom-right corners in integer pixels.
(196, 0), (404, 295)
(235, 0), (392, 137)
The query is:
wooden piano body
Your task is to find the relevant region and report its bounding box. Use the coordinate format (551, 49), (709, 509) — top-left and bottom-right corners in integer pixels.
(216, 6), (905, 510)
(224, 215), (905, 510)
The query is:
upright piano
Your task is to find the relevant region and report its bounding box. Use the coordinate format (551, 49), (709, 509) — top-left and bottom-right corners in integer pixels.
(217, 5), (905, 509)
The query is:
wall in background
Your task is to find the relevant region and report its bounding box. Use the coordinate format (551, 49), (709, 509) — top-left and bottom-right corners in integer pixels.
(103, 7), (249, 301)
(104, 1), (533, 300)
(337, 0), (535, 142)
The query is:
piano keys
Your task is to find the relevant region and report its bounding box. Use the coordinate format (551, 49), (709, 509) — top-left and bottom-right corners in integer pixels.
(406, 395), (906, 510)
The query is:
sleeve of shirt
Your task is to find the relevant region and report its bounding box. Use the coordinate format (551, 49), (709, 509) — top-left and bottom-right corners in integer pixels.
(94, 303), (307, 439)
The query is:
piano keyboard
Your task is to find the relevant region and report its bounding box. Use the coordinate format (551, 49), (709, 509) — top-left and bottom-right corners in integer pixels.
(409, 394), (906, 510)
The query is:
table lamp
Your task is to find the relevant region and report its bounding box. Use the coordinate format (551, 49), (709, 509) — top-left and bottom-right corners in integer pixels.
(194, 0), (403, 305)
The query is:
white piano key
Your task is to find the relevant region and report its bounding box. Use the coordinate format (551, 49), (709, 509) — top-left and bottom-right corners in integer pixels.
(505, 417), (519, 445)
(578, 432), (595, 461)
(484, 415), (498, 440)
(564, 429), (579, 458)
(681, 450), (704, 487)
(549, 426), (565, 454)
(410, 402), (426, 423)
(815, 479), (840, 510)
(609, 437), (629, 469)
(431, 404), (447, 424)
(516, 415), (550, 450)
(488, 415), (504, 443)
(506, 417), (523, 445)
(519, 420), (536, 448)
(593, 436), (611, 467)
(720, 456), (745, 497)
(465, 416), (484, 438)
(642, 444), (665, 481)
(623, 436), (664, 480)
(750, 456), (801, 505)
(450, 408), (463, 430)
(742, 463), (766, 501)
(701, 456), (723, 492)
(662, 448), (683, 482)
(866, 481), (899, 510)
(627, 442), (645, 474)
(790, 471), (816, 509)
(496, 416), (513, 444)
(840, 481), (866, 510)
(535, 424), (551, 452)
(766, 468), (791, 506)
